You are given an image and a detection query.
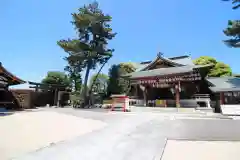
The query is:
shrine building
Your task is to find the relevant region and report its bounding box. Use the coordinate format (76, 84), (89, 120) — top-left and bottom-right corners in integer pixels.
(0, 62), (26, 109)
(0, 62), (70, 109)
(123, 53), (240, 108)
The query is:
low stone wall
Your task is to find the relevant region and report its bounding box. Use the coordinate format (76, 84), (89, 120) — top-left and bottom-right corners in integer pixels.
(8, 89), (70, 109)
(10, 89), (34, 109)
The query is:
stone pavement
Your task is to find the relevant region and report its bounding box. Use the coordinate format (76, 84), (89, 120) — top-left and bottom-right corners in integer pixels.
(13, 108), (240, 160)
(162, 140), (240, 160)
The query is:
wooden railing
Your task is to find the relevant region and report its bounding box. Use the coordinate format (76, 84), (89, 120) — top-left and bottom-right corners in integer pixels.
(192, 94), (210, 99)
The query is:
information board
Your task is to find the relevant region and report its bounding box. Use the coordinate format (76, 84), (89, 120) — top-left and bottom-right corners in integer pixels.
(114, 97), (125, 108)
(111, 95), (130, 112)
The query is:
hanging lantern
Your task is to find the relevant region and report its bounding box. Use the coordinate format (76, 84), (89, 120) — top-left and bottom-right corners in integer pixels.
(170, 88), (175, 94)
(196, 86), (199, 92)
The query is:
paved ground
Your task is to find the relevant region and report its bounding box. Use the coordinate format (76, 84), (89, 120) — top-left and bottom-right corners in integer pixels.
(162, 140), (240, 160)
(9, 107), (240, 160)
(0, 110), (106, 160)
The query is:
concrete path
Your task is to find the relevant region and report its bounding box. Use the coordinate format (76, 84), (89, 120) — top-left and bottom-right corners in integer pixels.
(11, 108), (240, 160)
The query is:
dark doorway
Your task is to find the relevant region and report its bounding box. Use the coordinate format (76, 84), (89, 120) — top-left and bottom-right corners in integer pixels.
(0, 89), (20, 109)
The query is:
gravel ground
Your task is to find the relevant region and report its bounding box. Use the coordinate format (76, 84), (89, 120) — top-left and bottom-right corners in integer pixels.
(12, 108), (240, 160)
(0, 111), (106, 160)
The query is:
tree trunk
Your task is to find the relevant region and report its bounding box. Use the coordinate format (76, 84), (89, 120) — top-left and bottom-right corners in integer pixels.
(74, 78), (77, 92)
(82, 61), (92, 107)
(88, 60), (109, 105)
(89, 57), (111, 105)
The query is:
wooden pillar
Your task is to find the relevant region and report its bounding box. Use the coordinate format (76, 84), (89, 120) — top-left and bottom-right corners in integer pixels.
(175, 82), (180, 108)
(143, 86), (147, 106)
(54, 89), (58, 106)
(220, 92), (225, 105)
(135, 84), (138, 97)
(35, 85), (39, 92)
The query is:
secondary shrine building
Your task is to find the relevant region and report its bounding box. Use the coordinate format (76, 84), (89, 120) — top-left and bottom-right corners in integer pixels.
(123, 53), (240, 108)
(0, 62), (26, 109)
(0, 62), (70, 109)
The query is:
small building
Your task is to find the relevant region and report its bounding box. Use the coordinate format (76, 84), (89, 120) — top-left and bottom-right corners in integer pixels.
(123, 53), (240, 110)
(0, 62), (26, 109)
(208, 77), (240, 105)
(0, 62), (71, 109)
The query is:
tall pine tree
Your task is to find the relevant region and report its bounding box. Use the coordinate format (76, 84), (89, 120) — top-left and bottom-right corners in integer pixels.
(57, 1), (116, 107)
(223, 0), (240, 47)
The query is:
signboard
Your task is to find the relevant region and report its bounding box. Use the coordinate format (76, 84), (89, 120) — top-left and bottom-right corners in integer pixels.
(152, 83), (171, 88)
(221, 105), (240, 115)
(114, 97), (125, 107)
(111, 95), (130, 111)
(137, 72), (201, 85)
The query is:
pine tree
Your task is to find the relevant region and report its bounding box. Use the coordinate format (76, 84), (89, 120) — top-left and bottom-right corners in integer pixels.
(223, 0), (240, 47)
(57, 1), (116, 107)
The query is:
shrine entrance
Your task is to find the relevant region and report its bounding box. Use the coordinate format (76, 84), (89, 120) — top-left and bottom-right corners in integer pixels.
(129, 70), (204, 107)
(147, 87), (174, 100)
(28, 81), (70, 107)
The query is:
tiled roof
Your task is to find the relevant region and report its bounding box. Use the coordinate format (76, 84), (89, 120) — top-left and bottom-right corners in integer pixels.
(0, 75), (8, 86)
(170, 56), (194, 66)
(125, 64), (212, 79)
(129, 54), (194, 71)
(0, 62), (26, 85)
(207, 77), (240, 92)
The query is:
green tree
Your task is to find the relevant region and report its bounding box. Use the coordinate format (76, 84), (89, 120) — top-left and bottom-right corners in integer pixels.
(42, 71), (71, 87)
(89, 73), (108, 93)
(107, 65), (120, 95)
(118, 63), (136, 94)
(88, 55), (111, 99)
(64, 62), (82, 92)
(223, 0), (240, 9)
(119, 62), (136, 73)
(57, 1), (116, 106)
(107, 63), (136, 96)
(193, 56), (232, 77)
(223, 0), (240, 47)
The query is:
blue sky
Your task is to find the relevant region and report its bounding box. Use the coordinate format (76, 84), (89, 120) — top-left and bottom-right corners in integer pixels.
(0, 0), (239, 88)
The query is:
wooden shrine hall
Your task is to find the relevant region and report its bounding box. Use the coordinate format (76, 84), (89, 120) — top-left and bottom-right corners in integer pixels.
(123, 53), (240, 108)
(0, 62), (26, 109)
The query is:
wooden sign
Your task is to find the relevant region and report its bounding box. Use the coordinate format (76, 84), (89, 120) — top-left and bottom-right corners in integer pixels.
(152, 83), (171, 88)
(137, 72), (201, 85)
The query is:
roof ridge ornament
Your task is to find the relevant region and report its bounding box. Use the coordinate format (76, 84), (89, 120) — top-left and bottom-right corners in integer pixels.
(186, 52), (191, 57)
(157, 52), (164, 57)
